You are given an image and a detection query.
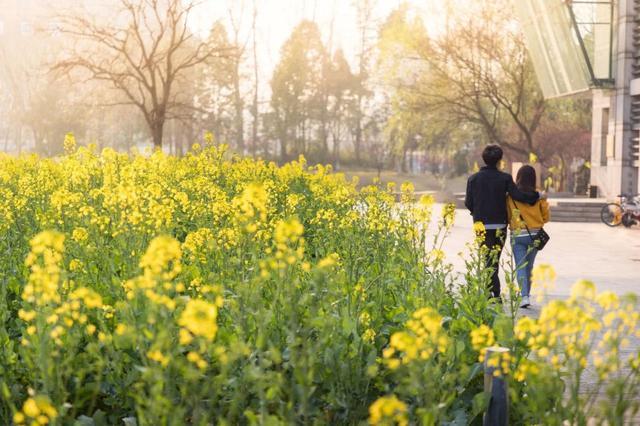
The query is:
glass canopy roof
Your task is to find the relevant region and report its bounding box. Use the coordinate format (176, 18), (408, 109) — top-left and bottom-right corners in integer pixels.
(513, 0), (614, 99)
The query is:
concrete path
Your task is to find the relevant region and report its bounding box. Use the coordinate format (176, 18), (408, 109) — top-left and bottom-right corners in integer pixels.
(433, 205), (640, 407)
(435, 206), (640, 297)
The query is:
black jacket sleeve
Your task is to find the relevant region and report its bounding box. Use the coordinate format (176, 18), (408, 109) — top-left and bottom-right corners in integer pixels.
(507, 178), (539, 205)
(465, 177), (474, 213)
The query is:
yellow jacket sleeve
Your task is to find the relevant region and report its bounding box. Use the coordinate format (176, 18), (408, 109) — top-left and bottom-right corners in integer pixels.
(540, 199), (550, 223)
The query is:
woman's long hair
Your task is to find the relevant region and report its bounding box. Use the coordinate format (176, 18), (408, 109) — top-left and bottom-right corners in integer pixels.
(516, 165), (537, 192)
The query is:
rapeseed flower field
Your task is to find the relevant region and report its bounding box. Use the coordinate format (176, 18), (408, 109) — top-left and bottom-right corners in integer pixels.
(0, 141), (639, 425)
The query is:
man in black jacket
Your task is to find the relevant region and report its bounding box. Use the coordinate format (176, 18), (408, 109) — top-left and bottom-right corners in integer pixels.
(465, 145), (539, 299)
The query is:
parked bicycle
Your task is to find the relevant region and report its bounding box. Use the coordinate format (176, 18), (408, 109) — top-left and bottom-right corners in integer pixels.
(601, 193), (640, 227)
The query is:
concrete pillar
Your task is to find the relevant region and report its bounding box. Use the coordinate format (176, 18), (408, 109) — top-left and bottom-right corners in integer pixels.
(590, 90), (613, 196)
(614, 0), (638, 196)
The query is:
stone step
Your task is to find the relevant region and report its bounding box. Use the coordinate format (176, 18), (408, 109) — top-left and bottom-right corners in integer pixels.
(551, 208), (601, 215)
(551, 209), (603, 216)
(549, 203), (605, 222)
(550, 208), (602, 215)
(550, 209), (602, 216)
(550, 213), (601, 221)
(551, 215), (602, 221)
(551, 202), (607, 209)
(550, 216), (602, 223)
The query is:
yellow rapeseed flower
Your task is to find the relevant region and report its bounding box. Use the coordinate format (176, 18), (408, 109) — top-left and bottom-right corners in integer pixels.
(71, 227), (88, 242)
(13, 412), (25, 424)
(147, 350), (169, 367)
(571, 280), (596, 301)
(441, 203), (456, 228)
(368, 395), (408, 426)
(384, 307), (448, 368)
(139, 236), (182, 280)
(473, 221), (485, 235)
(178, 299), (220, 341)
(23, 398), (40, 417)
(470, 324), (495, 362)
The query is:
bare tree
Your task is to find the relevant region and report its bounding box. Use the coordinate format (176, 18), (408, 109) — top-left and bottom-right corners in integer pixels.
(250, 0), (260, 157)
(412, 0), (546, 159)
(55, 0), (229, 148)
(227, 3), (249, 155)
(352, 0), (377, 163)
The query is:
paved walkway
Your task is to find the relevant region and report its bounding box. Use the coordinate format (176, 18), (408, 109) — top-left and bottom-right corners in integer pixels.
(437, 206), (640, 297)
(435, 205), (640, 405)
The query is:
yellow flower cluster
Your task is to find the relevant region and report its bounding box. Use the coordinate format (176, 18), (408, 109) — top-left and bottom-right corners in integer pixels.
(530, 264), (557, 301)
(410, 194), (434, 226)
(317, 253), (340, 269)
(441, 203), (456, 228)
(147, 349), (170, 367)
(513, 358), (541, 382)
(428, 249), (445, 263)
(368, 395), (408, 426)
(0, 144), (462, 422)
(178, 299), (221, 342)
(472, 221), (486, 247)
(63, 132), (77, 154)
(13, 395), (57, 425)
(259, 218), (307, 274)
(182, 228), (214, 263)
(515, 268), (640, 382)
(485, 349), (512, 378)
(359, 186), (398, 234)
(71, 227), (88, 243)
(516, 297), (598, 370)
(232, 182), (269, 232)
(383, 307), (449, 369)
(22, 231), (65, 306)
(399, 181), (415, 204)
(470, 324), (495, 362)
(139, 235), (183, 280)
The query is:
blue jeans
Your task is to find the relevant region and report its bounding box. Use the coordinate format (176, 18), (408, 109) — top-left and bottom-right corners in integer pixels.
(511, 233), (538, 297)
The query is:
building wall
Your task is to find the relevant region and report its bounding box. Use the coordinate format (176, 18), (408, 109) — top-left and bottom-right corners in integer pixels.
(590, 0), (640, 198)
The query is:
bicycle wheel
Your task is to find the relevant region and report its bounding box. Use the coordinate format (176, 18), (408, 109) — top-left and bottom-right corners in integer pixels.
(601, 203), (623, 227)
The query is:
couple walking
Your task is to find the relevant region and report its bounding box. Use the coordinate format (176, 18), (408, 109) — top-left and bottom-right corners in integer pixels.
(465, 145), (550, 308)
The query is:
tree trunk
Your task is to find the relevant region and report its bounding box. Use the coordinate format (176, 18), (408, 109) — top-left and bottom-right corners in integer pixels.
(400, 148), (408, 173)
(17, 127), (22, 154)
(320, 125), (329, 162)
(354, 105), (362, 163)
(251, 2), (259, 158)
(151, 120), (164, 149)
(279, 135), (287, 163)
(251, 100), (258, 158)
(559, 157), (566, 192)
(32, 128), (43, 155)
(233, 59), (244, 155)
(332, 132), (340, 169)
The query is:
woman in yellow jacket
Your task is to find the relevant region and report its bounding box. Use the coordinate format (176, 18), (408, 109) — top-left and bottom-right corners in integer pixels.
(507, 165), (550, 308)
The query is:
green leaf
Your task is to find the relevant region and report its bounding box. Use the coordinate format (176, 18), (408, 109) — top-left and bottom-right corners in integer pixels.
(472, 391), (491, 418)
(492, 314), (514, 342)
(74, 416), (95, 426)
(465, 362), (484, 385)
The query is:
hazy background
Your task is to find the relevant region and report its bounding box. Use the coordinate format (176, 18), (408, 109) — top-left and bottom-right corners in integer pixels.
(0, 0), (591, 194)
(191, 0), (445, 89)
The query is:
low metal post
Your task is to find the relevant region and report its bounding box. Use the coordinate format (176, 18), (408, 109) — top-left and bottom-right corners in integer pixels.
(483, 346), (510, 426)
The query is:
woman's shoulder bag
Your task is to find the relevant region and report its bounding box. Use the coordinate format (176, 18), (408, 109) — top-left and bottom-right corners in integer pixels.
(509, 198), (550, 251)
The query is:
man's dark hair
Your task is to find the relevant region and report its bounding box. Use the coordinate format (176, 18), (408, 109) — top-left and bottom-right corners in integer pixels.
(516, 165), (537, 192)
(482, 145), (503, 167)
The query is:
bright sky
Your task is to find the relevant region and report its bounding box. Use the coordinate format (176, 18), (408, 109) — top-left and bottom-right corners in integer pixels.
(190, 0), (445, 96)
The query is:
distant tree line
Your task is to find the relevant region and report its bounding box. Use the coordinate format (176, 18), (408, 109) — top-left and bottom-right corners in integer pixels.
(0, 0), (591, 189)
